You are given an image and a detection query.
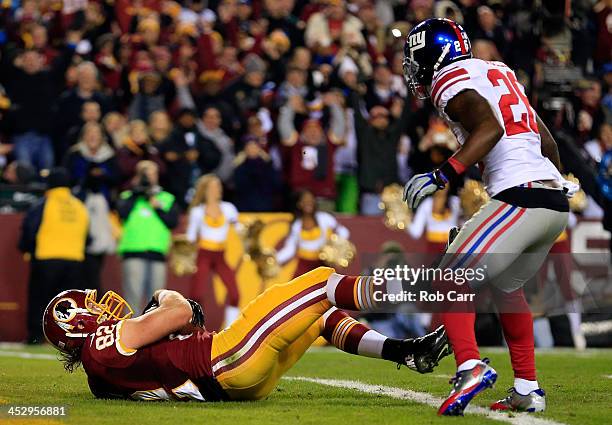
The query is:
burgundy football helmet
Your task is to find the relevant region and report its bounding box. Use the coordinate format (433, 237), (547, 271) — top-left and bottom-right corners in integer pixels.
(43, 289), (134, 352)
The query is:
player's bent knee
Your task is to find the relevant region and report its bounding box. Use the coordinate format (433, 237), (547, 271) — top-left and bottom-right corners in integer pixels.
(289, 266), (336, 290)
(305, 266), (336, 279)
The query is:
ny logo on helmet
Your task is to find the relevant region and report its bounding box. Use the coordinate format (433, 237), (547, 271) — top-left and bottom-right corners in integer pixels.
(408, 32), (426, 60)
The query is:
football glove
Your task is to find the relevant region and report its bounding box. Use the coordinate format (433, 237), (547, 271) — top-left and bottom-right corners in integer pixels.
(561, 178), (580, 198)
(403, 170), (447, 210)
(186, 299), (205, 328)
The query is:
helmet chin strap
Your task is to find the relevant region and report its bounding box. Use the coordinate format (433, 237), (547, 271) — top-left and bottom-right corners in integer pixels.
(433, 43), (451, 72)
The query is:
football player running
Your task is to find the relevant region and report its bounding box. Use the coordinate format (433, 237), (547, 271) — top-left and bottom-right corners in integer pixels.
(402, 18), (576, 415)
(43, 267), (451, 402)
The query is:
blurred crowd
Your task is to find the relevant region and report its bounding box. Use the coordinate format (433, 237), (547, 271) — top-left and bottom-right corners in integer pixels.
(0, 0), (609, 219)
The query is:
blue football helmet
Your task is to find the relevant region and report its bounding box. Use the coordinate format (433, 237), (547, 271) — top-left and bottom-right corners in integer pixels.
(403, 18), (472, 99)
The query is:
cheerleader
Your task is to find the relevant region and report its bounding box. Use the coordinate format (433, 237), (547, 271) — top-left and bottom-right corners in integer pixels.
(277, 190), (350, 277)
(407, 186), (460, 253)
(186, 174), (240, 327)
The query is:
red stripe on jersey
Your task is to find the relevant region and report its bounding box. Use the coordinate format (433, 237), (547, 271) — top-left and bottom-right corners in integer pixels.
(448, 20), (466, 54)
(433, 65), (459, 83)
(434, 76), (470, 107)
(431, 68), (468, 101)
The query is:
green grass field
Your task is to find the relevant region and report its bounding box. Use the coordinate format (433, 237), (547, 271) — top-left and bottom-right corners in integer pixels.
(0, 345), (611, 425)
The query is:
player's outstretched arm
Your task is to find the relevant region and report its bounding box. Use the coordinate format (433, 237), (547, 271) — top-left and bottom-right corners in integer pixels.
(120, 290), (193, 350)
(445, 89), (504, 168)
(536, 113), (561, 171)
(402, 89), (504, 210)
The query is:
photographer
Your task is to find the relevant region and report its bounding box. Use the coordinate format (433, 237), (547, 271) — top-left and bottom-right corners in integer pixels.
(116, 160), (179, 312)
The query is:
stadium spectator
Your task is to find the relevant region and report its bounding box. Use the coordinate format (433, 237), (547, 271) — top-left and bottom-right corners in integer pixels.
(63, 121), (118, 293)
(584, 122), (612, 163)
(148, 111), (173, 145)
(29, 23), (58, 66)
(18, 167), (89, 343)
(199, 107), (236, 183)
(255, 29), (293, 84)
(276, 66), (310, 107)
(278, 92), (345, 204)
(63, 122), (118, 204)
(242, 115), (274, 155)
(176, 83), (236, 182)
(116, 120), (165, 189)
(55, 62), (111, 157)
(233, 137), (281, 211)
(351, 92), (411, 215)
(222, 54), (267, 130)
(116, 161), (179, 312)
(594, 0), (612, 67)
(102, 112), (128, 148)
(2, 40), (77, 171)
(159, 108), (221, 209)
(128, 71), (167, 122)
(365, 63), (402, 108)
(304, 0), (365, 56)
(407, 0), (435, 26)
(573, 79), (606, 146)
(94, 34), (122, 93)
(65, 101), (103, 152)
(472, 5), (506, 57)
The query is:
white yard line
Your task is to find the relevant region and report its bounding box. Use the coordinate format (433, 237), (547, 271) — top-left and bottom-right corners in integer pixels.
(284, 376), (567, 425)
(0, 350), (57, 360)
(432, 373), (450, 379)
(306, 345), (611, 356)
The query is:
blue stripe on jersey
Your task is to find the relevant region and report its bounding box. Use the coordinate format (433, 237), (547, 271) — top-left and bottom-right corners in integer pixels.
(453, 205), (517, 269)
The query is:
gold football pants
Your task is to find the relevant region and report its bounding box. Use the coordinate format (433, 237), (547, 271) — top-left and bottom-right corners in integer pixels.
(210, 266), (335, 400)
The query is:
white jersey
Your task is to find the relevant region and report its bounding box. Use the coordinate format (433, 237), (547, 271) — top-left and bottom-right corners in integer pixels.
(186, 201), (239, 250)
(431, 58), (562, 197)
(276, 211), (350, 264)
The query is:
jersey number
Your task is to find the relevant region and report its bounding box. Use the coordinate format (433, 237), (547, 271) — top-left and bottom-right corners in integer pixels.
(487, 69), (538, 136)
(95, 324), (116, 350)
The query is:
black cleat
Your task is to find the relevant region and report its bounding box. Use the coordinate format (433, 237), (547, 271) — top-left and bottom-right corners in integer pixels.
(400, 325), (452, 374)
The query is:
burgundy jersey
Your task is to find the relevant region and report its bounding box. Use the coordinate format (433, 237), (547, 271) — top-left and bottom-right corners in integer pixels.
(288, 138), (338, 199)
(80, 320), (227, 401)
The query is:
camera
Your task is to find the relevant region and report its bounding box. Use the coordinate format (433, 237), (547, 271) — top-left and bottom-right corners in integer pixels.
(132, 174), (160, 198)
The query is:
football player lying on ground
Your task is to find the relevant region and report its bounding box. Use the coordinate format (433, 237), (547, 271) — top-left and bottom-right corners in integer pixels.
(43, 267), (451, 402)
